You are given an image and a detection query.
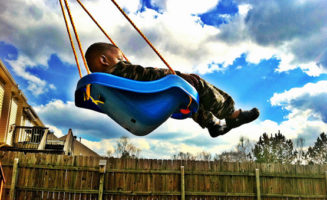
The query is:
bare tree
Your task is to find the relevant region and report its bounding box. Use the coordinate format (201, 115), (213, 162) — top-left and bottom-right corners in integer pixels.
(294, 137), (306, 164)
(115, 136), (141, 158)
(214, 151), (246, 162)
(196, 151), (212, 161)
(214, 136), (253, 162)
(172, 152), (196, 160)
(236, 136), (254, 161)
(107, 149), (113, 157)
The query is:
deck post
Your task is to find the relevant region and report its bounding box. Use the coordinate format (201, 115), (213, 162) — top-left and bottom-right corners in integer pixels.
(98, 159), (107, 200)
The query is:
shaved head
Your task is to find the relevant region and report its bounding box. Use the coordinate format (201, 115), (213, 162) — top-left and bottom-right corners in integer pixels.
(85, 42), (119, 72)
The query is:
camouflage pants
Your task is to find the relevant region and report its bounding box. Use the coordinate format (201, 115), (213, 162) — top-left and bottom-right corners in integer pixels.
(190, 75), (235, 128)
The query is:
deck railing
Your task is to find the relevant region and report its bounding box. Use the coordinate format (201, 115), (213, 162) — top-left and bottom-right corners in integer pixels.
(16, 126), (47, 143)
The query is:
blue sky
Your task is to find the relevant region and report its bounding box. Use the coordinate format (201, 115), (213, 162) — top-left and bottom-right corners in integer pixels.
(0, 0), (326, 158)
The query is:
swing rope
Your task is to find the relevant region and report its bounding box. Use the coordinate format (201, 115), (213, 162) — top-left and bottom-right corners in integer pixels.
(76, 0), (129, 62)
(60, 0), (193, 112)
(59, 0), (82, 78)
(60, 0), (92, 99)
(63, 0), (90, 75)
(111, 0), (192, 109)
(111, 0), (176, 75)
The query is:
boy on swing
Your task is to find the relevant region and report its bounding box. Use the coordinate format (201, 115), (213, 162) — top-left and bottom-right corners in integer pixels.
(85, 42), (259, 138)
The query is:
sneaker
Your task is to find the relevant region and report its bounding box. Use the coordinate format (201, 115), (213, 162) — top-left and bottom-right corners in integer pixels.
(208, 123), (231, 138)
(226, 108), (260, 129)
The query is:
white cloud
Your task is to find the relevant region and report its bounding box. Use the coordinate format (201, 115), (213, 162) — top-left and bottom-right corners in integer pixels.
(116, 0), (141, 13)
(271, 81), (327, 107)
(81, 138), (116, 156)
(6, 55), (50, 95)
(65, 113), (327, 158)
(238, 4), (252, 16)
(1, 0), (326, 98)
(49, 84), (56, 90)
(166, 0), (219, 14)
(270, 81), (327, 122)
(32, 99), (236, 158)
(268, 80), (327, 143)
(1, 0), (326, 158)
(242, 0), (327, 75)
(34, 99), (127, 139)
(33, 95), (327, 158)
(47, 125), (65, 138)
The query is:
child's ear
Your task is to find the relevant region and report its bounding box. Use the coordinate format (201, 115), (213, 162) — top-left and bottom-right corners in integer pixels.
(100, 55), (107, 65)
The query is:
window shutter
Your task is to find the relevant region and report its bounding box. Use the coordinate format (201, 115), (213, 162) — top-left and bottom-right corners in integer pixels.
(0, 84), (4, 119)
(6, 99), (18, 145)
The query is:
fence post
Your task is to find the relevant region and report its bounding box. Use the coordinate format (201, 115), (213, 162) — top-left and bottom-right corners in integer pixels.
(0, 161), (6, 200)
(9, 158), (19, 200)
(255, 168), (261, 200)
(98, 160), (107, 200)
(181, 166), (185, 200)
(0, 180), (3, 200)
(325, 171), (327, 193)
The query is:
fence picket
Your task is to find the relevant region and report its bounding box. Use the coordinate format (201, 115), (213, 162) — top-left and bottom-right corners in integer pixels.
(2, 153), (327, 200)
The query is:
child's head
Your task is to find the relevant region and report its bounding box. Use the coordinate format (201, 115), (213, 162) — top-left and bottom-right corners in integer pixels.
(85, 42), (123, 73)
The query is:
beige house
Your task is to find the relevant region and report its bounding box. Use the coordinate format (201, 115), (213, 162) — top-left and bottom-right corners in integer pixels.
(0, 59), (99, 157)
(0, 59), (44, 147)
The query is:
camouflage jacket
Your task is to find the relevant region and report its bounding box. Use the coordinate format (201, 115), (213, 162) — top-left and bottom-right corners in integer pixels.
(103, 61), (177, 81)
(103, 61), (200, 88)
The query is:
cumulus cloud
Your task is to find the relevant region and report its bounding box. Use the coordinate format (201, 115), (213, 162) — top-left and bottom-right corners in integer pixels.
(81, 138), (116, 156)
(34, 100), (126, 139)
(271, 81), (327, 122)
(126, 0), (327, 76)
(242, 0), (327, 74)
(1, 0), (326, 97)
(6, 55), (49, 95)
(0, 0), (140, 95)
(149, 0), (219, 14)
(33, 94), (327, 158)
(33, 99), (212, 139)
(47, 125), (65, 138)
(2, 0), (326, 158)
(269, 80), (327, 144)
(0, 0), (72, 95)
(70, 115), (327, 158)
(80, 135), (210, 158)
(33, 99), (247, 158)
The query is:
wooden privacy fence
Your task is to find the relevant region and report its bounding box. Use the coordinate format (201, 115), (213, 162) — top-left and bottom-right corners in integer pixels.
(0, 161), (5, 200)
(1, 151), (327, 200)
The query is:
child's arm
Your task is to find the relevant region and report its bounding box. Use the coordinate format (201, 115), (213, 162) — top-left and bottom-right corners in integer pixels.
(107, 61), (174, 81)
(107, 61), (200, 87)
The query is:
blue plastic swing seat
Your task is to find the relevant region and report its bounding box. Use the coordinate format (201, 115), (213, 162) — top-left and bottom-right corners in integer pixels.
(75, 73), (199, 136)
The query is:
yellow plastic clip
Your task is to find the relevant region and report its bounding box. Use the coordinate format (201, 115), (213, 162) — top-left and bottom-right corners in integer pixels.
(86, 84), (91, 100)
(83, 84), (104, 105)
(89, 96), (104, 105)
